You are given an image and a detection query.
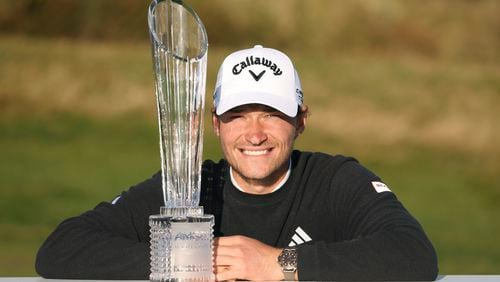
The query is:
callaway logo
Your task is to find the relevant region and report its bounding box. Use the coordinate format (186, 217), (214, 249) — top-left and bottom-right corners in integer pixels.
(249, 70), (265, 81)
(232, 56), (283, 81)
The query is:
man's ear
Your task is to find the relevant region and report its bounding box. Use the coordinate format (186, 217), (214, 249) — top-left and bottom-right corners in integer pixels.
(295, 118), (306, 137)
(212, 112), (220, 136)
(295, 106), (308, 138)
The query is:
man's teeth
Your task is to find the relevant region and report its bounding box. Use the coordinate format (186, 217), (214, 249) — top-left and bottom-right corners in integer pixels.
(242, 149), (268, 156)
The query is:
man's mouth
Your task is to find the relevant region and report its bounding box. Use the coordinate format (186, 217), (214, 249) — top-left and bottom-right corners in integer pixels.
(240, 149), (271, 156)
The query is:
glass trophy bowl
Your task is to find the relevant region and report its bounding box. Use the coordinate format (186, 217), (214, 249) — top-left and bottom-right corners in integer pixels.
(149, 0), (208, 209)
(147, 0), (213, 281)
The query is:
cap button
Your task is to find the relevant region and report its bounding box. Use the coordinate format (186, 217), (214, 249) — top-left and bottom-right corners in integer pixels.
(254, 45), (263, 48)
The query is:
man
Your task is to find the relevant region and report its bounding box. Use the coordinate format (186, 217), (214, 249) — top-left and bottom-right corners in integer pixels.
(36, 45), (438, 281)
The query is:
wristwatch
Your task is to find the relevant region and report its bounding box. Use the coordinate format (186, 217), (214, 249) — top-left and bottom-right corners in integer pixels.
(277, 247), (297, 281)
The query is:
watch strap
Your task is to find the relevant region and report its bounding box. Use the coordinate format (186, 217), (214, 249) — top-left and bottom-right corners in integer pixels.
(283, 270), (296, 281)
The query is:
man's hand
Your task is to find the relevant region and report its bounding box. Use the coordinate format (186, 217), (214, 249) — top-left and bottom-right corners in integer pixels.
(214, 235), (284, 281)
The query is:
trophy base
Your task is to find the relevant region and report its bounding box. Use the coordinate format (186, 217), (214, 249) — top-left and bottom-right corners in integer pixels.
(150, 207), (214, 282)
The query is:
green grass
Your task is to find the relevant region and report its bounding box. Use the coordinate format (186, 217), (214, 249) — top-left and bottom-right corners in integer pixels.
(0, 35), (499, 275)
(0, 115), (150, 275)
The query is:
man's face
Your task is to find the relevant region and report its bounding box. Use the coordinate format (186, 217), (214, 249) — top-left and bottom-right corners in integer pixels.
(212, 104), (305, 194)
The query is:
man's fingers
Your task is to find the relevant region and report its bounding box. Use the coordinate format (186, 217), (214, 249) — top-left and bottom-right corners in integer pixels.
(214, 248), (246, 268)
(214, 265), (240, 281)
(214, 265), (229, 273)
(214, 254), (236, 267)
(214, 245), (245, 258)
(215, 272), (236, 282)
(214, 244), (235, 255)
(214, 235), (246, 246)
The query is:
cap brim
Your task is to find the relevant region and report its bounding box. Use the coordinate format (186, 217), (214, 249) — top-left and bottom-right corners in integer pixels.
(215, 90), (298, 117)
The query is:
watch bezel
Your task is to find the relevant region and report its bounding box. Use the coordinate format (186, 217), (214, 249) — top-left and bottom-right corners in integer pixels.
(278, 247), (298, 272)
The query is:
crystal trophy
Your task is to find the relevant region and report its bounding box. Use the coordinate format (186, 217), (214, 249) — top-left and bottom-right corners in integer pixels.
(147, 0), (213, 281)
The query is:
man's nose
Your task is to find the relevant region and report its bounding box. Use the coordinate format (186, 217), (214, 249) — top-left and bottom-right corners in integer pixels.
(245, 120), (268, 145)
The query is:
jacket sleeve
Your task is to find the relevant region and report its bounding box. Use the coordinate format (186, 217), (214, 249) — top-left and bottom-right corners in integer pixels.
(297, 161), (438, 281)
(35, 172), (163, 279)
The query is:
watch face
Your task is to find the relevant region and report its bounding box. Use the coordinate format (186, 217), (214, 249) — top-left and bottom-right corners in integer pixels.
(278, 248), (297, 271)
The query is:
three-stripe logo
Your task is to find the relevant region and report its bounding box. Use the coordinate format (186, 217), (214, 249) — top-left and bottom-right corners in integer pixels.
(288, 226), (312, 247)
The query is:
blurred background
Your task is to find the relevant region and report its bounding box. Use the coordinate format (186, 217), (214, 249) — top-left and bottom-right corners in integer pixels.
(1, 0), (499, 276)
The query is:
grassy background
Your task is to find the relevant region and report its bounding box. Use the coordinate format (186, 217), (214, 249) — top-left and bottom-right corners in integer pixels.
(1, 0), (499, 276)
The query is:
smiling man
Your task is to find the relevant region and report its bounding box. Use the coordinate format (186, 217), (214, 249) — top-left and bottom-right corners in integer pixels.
(36, 45), (438, 281)
(214, 104), (302, 194)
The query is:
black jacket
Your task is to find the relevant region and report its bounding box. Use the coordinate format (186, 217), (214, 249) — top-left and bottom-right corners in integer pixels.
(36, 150), (438, 280)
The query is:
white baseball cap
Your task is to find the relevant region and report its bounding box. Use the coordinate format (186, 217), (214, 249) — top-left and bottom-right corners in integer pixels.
(213, 45), (303, 117)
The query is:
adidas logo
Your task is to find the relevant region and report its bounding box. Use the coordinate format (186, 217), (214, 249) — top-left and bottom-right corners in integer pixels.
(288, 226), (312, 247)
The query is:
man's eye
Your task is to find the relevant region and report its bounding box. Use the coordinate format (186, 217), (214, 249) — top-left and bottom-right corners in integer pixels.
(265, 113), (282, 119)
(228, 115), (242, 120)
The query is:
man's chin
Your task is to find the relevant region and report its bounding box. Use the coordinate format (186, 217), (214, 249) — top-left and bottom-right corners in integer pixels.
(237, 170), (271, 182)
